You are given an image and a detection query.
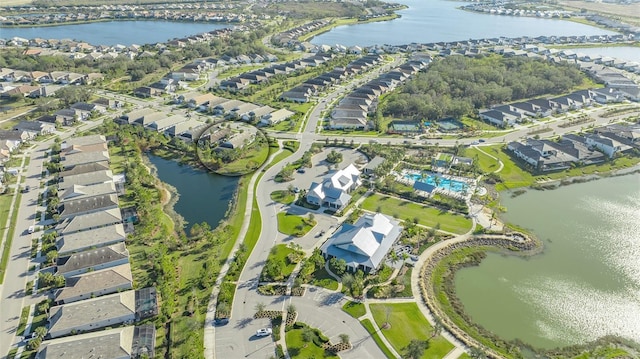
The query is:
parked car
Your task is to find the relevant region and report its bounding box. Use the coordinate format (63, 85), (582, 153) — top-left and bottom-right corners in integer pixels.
(297, 168), (306, 174)
(213, 318), (229, 326)
(256, 328), (272, 337)
(28, 226), (35, 234)
(22, 185), (30, 193)
(478, 139), (486, 143)
(293, 187), (300, 193)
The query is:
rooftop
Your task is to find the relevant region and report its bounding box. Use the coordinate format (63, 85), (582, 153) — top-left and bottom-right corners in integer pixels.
(36, 326), (136, 359)
(55, 263), (133, 304)
(56, 242), (129, 276)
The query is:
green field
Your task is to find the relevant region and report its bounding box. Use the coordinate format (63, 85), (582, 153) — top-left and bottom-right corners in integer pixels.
(265, 244), (298, 280)
(285, 325), (337, 358)
(310, 267), (339, 290)
(342, 301), (366, 319)
(361, 194), (472, 234)
(462, 147), (501, 174)
(270, 190), (295, 205)
(277, 212), (316, 236)
(359, 319), (396, 359)
(370, 303), (454, 359)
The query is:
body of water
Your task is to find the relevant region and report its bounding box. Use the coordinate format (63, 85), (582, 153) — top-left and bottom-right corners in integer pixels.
(455, 174), (640, 349)
(564, 46), (640, 63)
(0, 21), (229, 46)
(404, 172), (469, 192)
(147, 154), (238, 232)
(311, 0), (617, 47)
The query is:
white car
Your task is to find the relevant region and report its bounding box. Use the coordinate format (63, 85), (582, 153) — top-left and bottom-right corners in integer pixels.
(256, 328), (272, 337)
(28, 226), (35, 234)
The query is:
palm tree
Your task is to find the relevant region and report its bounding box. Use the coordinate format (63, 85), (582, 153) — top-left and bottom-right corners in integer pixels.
(255, 302), (266, 314)
(34, 326), (47, 339)
(339, 333), (350, 344)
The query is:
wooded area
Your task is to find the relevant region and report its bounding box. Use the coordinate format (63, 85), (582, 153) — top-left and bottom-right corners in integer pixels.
(381, 54), (587, 121)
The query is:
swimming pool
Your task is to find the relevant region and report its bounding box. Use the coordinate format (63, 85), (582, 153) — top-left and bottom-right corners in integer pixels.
(405, 173), (469, 193)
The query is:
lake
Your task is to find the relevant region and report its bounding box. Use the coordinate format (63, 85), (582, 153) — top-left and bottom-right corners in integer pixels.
(311, 0), (617, 47)
(147, 154), (238, 233)
(0, 21), (229, 46)
(455, 174), (640, 349)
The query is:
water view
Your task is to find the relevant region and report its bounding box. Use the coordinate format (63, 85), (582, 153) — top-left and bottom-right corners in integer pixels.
(147, 154), (238, 232)
(455, 174), (640, 349)
(311, 0), (617, 47)
(404, 172), (469, 192)
(0, 21), (230, 46)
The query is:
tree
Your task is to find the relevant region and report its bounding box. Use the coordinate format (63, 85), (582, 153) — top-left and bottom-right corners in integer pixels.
(469, 347), (487, 359)
(37, 301), (50, 315)
(287, 304), (296, 313)
(34, 326), (47, 339)
(431, 318), (443, 339)
(339, 333), (350, 344)
(302, 326), (314, 343)
(403, 339), (429, 359)
(46, 250), (58, 265)
(329, 257), (347, 276)
(255, 302), (266, 314)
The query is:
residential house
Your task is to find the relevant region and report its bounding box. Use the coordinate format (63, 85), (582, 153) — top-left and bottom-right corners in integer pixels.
(54, 263), (133, 304)
(13, 121), (56, 136)
(149, 115), (188, 133)
(58, 182), (117, 203)
(320, 213), (402, 273)
(61, 151), (110, 171)
(307, 164), (362, 209)
(56, 223), (126, 255)
(478, 109), (520, 127)
(585, 134), (629, 157)
(219, 131), (255, 149)
(133, 86), (164, 98)
(36, 325), (155, 359)
(47, 290), (136, 338)
(62, 135), (106, 148)
(59, 193), (119, 219)
(58, 169), (113, 191)
(59, 162), (110, 177)
(55, 208), (122, 236)
(165, 119), (204, 138)
(260, 108), (294, 126)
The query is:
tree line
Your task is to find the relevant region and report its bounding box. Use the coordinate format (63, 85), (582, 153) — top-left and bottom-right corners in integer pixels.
(381, 54), (586, 122)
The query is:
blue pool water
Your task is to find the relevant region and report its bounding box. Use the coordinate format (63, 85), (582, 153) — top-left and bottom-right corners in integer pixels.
(405, 173), (469, 193)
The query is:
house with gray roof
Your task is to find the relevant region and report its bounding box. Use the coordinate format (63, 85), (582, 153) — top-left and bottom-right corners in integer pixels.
(320, 213), (402, 273)
(47, 290), (136, 338)
(56, 242), (129, 278)
(363, 156), (385, 175)
(54, 263), (133, 304)
(62, 135), (106, 148)
(56, 208), (122, 235)
(260, 108), (294, 126)
(62, 151), (110, 171)
(36, 325), (155, 359)
(56, 223), (126, 255)
(59, 182), (117, 203)
(149, 114), (188, 133)
(59, 193), (119, 219)
(58, 169), (114, 192)
(59, 162), (110, 177)
(307, 164), (361, 209)
(61, 142), (108, 156)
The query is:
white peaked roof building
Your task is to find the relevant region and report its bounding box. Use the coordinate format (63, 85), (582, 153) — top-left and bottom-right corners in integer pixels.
(306, 164), (361, 209)
(320, 213), (402, 273)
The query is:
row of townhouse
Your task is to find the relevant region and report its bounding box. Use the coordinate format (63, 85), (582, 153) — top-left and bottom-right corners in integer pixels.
(506, 123), (640, 172)
(329, 56), (431, 130)
(35, 134), (156, 358)
(280, 53), (382, 104)
(479, 86), (630, 128)
(271, 19), (331, 48)
(220, 52), (333, 93)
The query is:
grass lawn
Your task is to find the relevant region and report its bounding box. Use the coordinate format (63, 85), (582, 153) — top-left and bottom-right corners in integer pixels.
(480, 145), (537, 190)
(270, 190), (295, 205)
(267, 244), (298, 279)
(286, 326), (337, 358)
(462, 147), (501, 174)
(361, 194), (472, 234)
(16, 306), (30, 336)
(310, 267), (339, 290)
(277, 212), (316, 236)
(342, 301), (366, 319)
(370, 303), (454, 359)
(268, 149), (295, 169)
(0, 192), (21, 284)
(360, 319), (395, 359)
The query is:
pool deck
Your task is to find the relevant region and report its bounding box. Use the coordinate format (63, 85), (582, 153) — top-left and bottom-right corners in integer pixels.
(396, 169), (476, 201)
